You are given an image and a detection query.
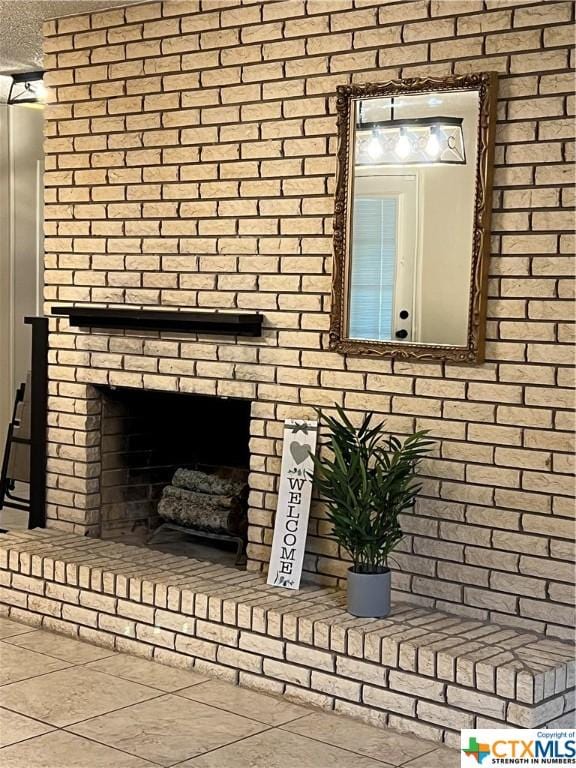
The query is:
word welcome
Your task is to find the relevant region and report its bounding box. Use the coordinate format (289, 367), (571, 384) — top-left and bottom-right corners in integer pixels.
(276, 477), (306, 578)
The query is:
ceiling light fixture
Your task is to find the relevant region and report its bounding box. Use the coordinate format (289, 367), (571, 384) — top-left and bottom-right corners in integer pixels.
(7, 71), (45, 105)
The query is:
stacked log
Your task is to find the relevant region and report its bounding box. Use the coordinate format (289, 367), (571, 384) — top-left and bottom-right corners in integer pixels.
(157, 468), (247, 538)
(173, 468), (244, 498)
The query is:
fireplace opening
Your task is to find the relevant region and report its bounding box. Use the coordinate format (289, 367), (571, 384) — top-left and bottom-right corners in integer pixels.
(98, 387), (251, 567)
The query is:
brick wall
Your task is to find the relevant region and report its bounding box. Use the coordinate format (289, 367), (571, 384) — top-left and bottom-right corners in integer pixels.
(42, 0), (575, 639)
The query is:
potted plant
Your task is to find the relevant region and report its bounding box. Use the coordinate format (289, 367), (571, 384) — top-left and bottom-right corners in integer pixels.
(311, 405), (433, 618)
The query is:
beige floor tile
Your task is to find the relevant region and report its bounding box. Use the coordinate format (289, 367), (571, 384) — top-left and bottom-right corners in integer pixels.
(178, 679), (310, 725)
(0, 643), (71, 686)
(0, 707), (54, 748)
(403, 747), (460, 767)
(4, 630), (116, 664)
(0, 666), (162, 727)
(0, 618), (36, 640)
(283, 712), (435, 766)
(84, 653), (209, 691)
(176, 728), (393, 768)
(68, 693), (268, 767)
(0, 508), (27, 531)
(0, 730), (157, 768)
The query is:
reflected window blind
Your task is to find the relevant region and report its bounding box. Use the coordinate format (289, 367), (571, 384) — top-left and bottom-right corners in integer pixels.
(349, 196), (397, 341)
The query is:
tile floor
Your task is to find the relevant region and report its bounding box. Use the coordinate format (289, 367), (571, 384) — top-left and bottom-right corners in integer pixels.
(0, 616), (459, 768)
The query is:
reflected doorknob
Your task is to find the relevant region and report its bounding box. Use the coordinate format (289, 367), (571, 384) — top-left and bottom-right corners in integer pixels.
(395, 329), (408, 339)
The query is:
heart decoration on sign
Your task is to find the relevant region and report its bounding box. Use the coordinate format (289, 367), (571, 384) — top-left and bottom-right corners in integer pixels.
(290, 441), (311, 465)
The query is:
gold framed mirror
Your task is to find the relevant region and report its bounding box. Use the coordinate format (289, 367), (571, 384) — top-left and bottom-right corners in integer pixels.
(330, 73), (498, 363)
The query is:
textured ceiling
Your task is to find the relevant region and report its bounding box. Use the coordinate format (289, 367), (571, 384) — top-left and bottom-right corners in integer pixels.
(0, 0), (142, 102)
(0, 0), (141, 74)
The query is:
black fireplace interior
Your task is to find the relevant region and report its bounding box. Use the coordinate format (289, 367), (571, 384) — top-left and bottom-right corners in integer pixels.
(98, 387), (251, 549)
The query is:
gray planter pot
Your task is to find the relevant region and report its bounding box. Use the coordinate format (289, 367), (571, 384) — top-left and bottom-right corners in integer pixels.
(347, 567), (391, 618)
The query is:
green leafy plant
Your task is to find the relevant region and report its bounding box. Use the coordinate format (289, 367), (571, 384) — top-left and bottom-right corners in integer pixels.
(311, 404), (434, 574)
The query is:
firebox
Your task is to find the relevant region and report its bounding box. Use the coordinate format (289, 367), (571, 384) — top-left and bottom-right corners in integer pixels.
(97, 387), (251, 562)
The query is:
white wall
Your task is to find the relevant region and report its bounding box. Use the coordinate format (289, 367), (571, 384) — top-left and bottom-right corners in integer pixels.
(0, 105), (44, 443)
(416, 93), (479, 347)
(0, 104), (11, 441)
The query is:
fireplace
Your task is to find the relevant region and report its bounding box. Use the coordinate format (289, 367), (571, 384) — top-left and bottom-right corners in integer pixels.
(96, 387), (251, 562)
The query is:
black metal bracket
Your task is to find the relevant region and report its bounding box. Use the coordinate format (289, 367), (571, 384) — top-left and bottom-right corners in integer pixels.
(51, 307), (263, 337)
(24, 317), (48, 529)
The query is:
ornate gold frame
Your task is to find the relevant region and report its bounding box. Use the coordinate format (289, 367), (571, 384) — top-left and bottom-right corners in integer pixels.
(330, 73), (498, 363)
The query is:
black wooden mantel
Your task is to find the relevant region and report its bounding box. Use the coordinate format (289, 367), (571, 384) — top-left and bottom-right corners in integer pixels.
(52, 306), (263, 336)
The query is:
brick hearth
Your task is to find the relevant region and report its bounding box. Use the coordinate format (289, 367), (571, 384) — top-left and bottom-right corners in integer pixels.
(0, 529), (573, 748)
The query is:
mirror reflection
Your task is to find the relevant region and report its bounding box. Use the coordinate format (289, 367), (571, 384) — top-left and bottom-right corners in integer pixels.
(347, 90), (480, 348)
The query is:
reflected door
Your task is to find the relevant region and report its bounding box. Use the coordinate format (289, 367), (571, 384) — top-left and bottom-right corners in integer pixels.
(348, 174), (417, 342)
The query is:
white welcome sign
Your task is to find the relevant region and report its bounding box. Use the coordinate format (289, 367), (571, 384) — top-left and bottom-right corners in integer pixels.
(267, 419), (318, 590)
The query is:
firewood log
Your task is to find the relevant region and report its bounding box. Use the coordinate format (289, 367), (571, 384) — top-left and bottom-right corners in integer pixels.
(172, 468), (245, 497)
(158, 485), (243, 535)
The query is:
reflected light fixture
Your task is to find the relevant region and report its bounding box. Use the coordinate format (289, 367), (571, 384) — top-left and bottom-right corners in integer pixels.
(395, 127), (411, 160)
(367, 128), (384, 160)
(356, 115), (466, 166)
(7, 71), (46, 105)
(425, 126), (442, 159)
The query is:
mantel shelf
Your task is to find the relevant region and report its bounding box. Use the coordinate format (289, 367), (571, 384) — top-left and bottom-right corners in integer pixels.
(51, 306), (263, 337)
